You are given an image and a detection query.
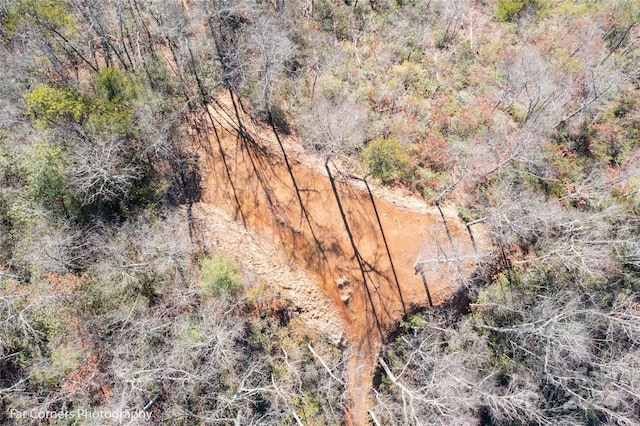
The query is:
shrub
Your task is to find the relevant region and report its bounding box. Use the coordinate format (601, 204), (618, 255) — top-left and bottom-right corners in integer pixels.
(404, 166), (445, 200)
(199, 253), (242, 298)
(85, 67), (137, 136)
(362, 138), (409, 184)
(21, 143), (79, 218)
(95, 67), (137, 103)
(496, 0), (524, 22)
(24, 84), (85, 123)
(496, 0), (547, 22)
(314, 0), (351, 40)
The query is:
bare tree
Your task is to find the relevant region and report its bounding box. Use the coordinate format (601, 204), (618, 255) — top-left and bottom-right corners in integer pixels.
(69, 134), (143, 205)
(297, 95), (367, 158)
(374, 289), (640, 425)
(496, 45), (565, 128)
(247, 11), (295, 114)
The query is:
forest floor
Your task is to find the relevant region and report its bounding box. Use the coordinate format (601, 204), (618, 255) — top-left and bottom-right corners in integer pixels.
(192, 101), (484, 425)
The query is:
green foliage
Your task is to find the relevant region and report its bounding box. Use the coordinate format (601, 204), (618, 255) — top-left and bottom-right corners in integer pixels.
(505, 103), (526, 123)
(404, 166), (446, 199)
(30, 343), (79, 389)
(85, 67), (137, 135)
(389, 61), (430, 94)
(496, 0), (525, 22)
(362, 138), (409, 184)
(95, 67), (136, 103)
(604, 1), (640, 51)
(140, 54), (175, 94)
(534, 175), (566, 199)
(80, 275), (148, 321)
(84, 103), (134, 136)
(314, 0), (351, 40)
(21, 143), (79, 217)
(3, 0), (78, 41)
(544, 0), (592, 18)
(457, 203), (472, 223)
(496, 0), (549, 21)
(49, 343), (79, 374)
(24, 84), (85, 123)
(199, 253), (242, 298)
(24, 69), (137, 135)
(477, 272), (518, 306)
(407, 313), (426, 328)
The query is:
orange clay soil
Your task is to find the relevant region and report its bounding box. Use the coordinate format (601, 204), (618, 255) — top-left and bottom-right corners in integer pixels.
(193, 101), (480, 425)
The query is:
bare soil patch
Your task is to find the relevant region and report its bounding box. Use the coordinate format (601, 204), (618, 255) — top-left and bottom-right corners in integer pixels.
(193, 103), (481, 425)
(190, 202), (346, 344)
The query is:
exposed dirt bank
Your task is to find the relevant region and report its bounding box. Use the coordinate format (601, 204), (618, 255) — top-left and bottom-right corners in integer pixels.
(189, 202), (346, 344)
(193, 101), (482, 425)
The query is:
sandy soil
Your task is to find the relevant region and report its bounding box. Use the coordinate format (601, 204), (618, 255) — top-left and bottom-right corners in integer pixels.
(192, 99), (481, 425)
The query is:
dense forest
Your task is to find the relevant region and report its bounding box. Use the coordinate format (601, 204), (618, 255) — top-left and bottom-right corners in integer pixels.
(0, 0), (639, 424)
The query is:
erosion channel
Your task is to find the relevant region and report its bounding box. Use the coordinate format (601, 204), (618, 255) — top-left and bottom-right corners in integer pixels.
(192, 100), (480, 425)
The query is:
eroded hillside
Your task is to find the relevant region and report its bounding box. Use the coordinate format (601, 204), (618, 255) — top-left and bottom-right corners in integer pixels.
(192, 96), (484, 423)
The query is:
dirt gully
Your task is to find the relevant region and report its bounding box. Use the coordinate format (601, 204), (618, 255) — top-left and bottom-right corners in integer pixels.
(193, 103), (479, 425)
